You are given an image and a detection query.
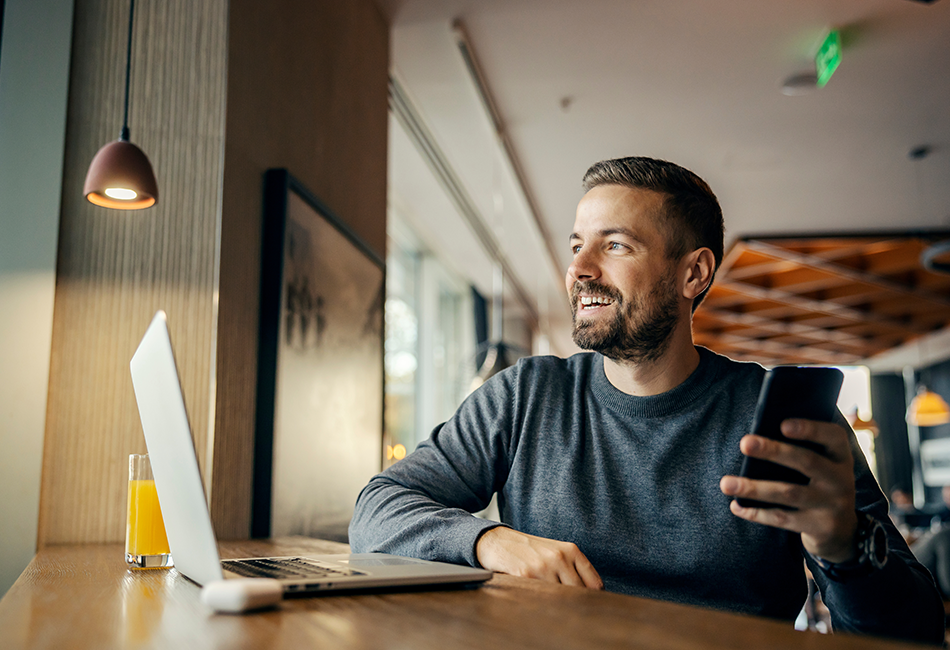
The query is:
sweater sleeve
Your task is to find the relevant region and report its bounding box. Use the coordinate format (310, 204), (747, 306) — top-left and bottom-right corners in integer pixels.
(347, 366), (516, 567)
(806, 415), (945, 646)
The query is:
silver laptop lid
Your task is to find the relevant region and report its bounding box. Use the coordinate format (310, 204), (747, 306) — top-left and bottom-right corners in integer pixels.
(130, 310), (224, 586)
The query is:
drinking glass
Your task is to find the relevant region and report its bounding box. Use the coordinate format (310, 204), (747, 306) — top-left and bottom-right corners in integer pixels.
(125, 454), (172, 568)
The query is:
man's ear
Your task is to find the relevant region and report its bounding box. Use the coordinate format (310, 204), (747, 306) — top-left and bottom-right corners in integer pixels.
(681, 248), (716, 300)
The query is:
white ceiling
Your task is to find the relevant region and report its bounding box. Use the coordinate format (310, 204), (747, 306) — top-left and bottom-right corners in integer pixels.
(380, 0), (950, 359)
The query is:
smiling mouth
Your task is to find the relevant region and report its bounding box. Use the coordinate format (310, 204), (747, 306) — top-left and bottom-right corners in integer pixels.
(578, 295), (615, 311)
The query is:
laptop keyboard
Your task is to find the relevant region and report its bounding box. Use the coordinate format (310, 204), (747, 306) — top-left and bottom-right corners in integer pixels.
(221, 557), (363, 580)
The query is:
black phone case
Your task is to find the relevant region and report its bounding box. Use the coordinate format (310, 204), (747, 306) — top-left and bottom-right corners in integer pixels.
(736, 366), (844, 509)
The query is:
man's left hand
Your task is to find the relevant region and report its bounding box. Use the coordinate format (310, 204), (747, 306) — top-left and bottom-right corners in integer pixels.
(719, 418), (859, 563)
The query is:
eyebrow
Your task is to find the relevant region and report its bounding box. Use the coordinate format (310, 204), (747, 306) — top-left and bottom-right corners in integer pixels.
(569, 227), (642, 242)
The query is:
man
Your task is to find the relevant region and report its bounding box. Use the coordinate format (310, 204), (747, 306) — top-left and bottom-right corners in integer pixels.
(349, 157), (943, 645)
(889, 485), (932, 531)
(914, 525), (950, 600)
(911, 484), (950, 599)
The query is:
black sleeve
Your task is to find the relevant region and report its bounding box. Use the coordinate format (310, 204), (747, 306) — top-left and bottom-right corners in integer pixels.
(807, 414), (945, 646)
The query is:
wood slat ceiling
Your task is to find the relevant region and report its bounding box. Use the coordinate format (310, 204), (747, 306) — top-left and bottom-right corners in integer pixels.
(693, 232), (950, 367)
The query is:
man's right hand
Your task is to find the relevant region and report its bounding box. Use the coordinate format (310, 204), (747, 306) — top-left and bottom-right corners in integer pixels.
(475, 527), (604, 589)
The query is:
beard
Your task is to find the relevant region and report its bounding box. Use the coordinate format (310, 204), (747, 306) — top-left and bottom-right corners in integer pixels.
(570, 271), (680, 364)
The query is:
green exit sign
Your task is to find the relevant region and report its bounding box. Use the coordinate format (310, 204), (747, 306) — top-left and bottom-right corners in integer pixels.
(815, 30), (842, 87)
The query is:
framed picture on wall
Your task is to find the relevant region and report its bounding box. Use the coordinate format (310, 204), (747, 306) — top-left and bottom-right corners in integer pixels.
(254, 168), (385, 541)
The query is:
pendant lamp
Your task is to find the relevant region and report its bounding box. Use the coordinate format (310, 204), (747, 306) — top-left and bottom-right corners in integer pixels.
(83, 0), (158, 210)
(906, 386), (950, 427)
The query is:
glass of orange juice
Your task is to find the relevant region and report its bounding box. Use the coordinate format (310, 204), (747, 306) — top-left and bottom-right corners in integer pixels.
(125, 454), (172, 568)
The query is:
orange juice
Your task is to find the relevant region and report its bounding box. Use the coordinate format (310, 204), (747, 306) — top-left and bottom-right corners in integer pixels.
(126, 479), (170, 558)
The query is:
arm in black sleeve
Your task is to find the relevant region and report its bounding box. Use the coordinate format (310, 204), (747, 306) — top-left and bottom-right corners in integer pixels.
(807, 420), (945, 646)
(348, 366), (516, 566)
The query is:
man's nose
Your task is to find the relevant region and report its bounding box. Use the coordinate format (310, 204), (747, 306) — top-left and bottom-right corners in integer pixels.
(568, 248), (600, 281)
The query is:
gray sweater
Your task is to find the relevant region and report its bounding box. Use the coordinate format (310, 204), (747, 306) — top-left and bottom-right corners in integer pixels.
(349, 348), (944, 645)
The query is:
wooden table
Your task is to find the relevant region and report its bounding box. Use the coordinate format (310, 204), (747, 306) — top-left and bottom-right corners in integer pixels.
(0, 537), (927, 650)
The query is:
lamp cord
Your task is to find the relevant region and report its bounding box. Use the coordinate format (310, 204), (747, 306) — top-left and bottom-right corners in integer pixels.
(120, 0), (135, 141)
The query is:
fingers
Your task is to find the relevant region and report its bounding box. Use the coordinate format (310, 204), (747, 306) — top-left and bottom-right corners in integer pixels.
(780, 419), (852, 463)
(721, 473), (856, 558)
(720, 474), (808, 514)
(729, 498), (794, 530)
(571, 551), (604, 590)
(719, 481), (805, 529)
(721, 492), (858, 562)
(737, 421), (853, 481)
(721, 418), (860, 561)
(723, 439), (854, 513)
(517, 538), (604, 589)
(476, 527), (604, 590)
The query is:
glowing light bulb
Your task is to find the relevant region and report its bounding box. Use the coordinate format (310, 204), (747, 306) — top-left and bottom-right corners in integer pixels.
(104, 187), (138, 200)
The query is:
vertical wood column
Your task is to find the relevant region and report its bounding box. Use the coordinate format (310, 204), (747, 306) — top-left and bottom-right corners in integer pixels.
(212, 0), (389, 538)
(38, 0), (389, 546)
(37, 0), (228, 545)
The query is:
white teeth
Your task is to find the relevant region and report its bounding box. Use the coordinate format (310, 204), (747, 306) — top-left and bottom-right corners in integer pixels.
(579, 296), (613, 307)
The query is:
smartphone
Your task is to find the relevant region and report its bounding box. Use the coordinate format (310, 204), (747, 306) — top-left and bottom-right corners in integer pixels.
(736, 366), (844, 509)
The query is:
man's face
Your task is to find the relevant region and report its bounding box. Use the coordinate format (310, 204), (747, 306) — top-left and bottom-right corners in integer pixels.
(890, 489), (913, 509)
(565, 185), (685, 363)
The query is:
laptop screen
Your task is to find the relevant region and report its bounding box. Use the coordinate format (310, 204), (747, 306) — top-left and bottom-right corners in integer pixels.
(130, 310), (224, 586)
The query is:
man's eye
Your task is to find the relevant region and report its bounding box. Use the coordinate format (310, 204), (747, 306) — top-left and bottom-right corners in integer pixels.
(571, 244), (582, 254)
(608, 242), (626, 251)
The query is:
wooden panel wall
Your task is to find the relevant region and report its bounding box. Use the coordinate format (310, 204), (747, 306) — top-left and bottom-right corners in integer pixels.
(211, 0), (390, 539)
(38, 0), (389, 546)
(37, 0), (228, 545)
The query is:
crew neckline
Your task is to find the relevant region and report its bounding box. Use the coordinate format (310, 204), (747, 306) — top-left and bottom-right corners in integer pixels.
(591, 347), (723, 419)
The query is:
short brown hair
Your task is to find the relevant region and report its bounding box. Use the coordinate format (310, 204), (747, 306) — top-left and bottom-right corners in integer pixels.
(582, 156), (724, 310)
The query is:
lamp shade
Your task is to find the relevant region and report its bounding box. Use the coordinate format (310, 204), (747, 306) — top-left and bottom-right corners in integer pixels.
(83, 139), (158, 210)
(907, 387), (950, 427)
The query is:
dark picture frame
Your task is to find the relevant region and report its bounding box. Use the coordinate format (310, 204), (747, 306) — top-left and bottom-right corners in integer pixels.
(254, 169), (385, 540)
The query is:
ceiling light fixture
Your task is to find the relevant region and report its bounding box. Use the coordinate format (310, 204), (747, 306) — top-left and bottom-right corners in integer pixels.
(83, 0), (158, 210)
(451, 19), (561, 284)
(906, 145), (950, 274)
(780, 72), (818, 96)
(907, 386), (950, 427)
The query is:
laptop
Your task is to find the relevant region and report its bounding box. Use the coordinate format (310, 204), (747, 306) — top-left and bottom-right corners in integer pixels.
(129, 309), (492, 593)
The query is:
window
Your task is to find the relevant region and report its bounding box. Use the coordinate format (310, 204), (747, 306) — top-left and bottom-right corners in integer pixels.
(836, 366), (877, 479)
(383, 238), (418, 466)
(383, 219), (475, 468)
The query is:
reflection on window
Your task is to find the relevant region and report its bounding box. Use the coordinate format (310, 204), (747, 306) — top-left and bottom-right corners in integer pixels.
(384, 243), (418, 468)
(431, 277), (474, 426)
(385, 298), (418, 381)
(837, 366), (877, 479)
(383, 231), (475, 468)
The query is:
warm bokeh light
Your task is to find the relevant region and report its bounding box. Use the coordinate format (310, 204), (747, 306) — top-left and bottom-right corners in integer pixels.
(86, 192), (156, 210)
(105, 187), (138, 200)
(908, 388), (950, 427)
(392, 444), (407, 460)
